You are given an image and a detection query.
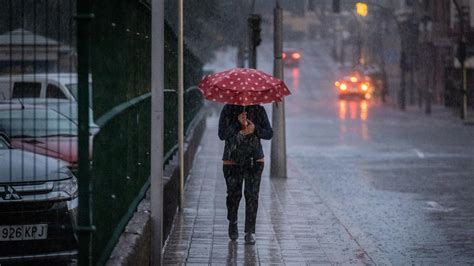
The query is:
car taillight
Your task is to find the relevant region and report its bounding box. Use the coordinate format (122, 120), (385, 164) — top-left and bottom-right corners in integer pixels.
(340, 83), (347, 91)
(292, 52), (301, 60)
(282, 52), (286, 59)
(335, 81), (341, 87)
(350, 76), (358, 82)
(361, 84), (369, 91)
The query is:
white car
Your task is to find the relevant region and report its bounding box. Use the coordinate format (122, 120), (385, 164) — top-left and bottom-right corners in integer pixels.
(0, 73), (92, 103)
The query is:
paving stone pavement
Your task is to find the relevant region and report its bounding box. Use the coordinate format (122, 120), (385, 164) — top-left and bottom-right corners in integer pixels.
(162, 115), (374, 265)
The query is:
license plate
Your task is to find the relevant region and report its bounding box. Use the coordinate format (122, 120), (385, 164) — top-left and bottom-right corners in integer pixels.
(0, 224), (48, 241)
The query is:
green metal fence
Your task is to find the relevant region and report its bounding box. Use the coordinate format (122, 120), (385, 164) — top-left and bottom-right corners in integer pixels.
(0, 0), (203, 263)
(86, 1), (203, 264)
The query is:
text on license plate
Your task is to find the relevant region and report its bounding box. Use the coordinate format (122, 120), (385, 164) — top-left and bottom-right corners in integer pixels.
(0, 224), (48, 241)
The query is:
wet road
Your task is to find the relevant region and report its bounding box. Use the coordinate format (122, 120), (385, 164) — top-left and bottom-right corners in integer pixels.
(259, 40), (474, 264)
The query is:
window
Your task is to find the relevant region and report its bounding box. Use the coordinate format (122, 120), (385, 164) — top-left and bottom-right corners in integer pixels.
(46, 84), (67, 99)
(11, 82), (41, 98)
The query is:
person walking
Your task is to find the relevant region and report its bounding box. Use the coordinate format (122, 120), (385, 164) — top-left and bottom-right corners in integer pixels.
(218, 104), (273, 245)
(198, 68), (289, 243)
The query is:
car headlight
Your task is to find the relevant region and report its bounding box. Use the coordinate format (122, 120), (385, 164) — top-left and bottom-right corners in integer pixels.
(53, 167), (78, 198)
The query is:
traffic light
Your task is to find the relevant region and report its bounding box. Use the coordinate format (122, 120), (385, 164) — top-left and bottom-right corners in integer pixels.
(333, 0), (340, 13)
(356, 2), (368, 17)
(248, 14), (262, 47)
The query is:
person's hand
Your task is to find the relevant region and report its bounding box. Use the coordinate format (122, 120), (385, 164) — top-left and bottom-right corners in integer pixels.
(240, 120), (255, 136)
(238, 112), (248, 126)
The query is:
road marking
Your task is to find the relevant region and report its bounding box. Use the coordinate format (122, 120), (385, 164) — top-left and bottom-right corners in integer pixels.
(413, 149), (425, 159)
(425, 201), (454, 212)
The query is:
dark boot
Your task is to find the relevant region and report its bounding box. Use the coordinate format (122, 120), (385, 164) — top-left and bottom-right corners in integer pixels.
(228, 221), (238, 240)
(244, 233), (256, 245)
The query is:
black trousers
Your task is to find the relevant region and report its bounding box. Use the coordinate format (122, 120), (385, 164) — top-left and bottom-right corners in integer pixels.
(223, 162), (264, 234)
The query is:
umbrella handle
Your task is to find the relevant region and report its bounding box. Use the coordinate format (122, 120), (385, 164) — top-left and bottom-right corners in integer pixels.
(243, 106), (246, 130)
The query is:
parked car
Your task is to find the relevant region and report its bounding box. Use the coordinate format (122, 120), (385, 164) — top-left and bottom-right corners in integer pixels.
(0, 130), (78, 263)
(0, 104), (91, 168)
(0, 73), (92, 104)
(282, 49), (301, 67)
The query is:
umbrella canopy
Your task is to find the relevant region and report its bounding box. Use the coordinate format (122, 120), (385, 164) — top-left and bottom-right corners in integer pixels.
(198, 68), (291, 106)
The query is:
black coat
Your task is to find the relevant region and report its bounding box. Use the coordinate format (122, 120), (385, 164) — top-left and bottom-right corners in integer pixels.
(218, 104), (273, 161)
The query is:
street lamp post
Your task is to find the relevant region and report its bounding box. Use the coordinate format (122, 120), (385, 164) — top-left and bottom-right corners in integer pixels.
(151, 0), (164, 265)
(178, 0), (185, 210)
(419, 16), (433, 114)
(270, 0), (287, 179)
(396, 6), (418, 111)
(355, 2), (368, 65)
(379, 19), (388, 103)
(458, 37), (468, 120)
(357, 18), (363, 65)
(397, 14), (414, 111)
(452, 0), (469, 120)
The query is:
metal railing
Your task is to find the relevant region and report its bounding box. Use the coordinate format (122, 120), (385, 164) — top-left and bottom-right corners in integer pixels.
(89, 86), (202, 264)
(80, 1), (203, 263)
(91, 94), (152, 265)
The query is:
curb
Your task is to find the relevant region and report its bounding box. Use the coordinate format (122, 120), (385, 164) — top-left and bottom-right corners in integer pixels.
(106, 109), (207, 266)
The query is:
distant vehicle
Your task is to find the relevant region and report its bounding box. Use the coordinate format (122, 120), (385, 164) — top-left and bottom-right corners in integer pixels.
(353, 65), (387, 100)
(282, 49), (301, 67)
(0, 73), (92, 104)
(334, 73), (373, 100)
(0, 130), (78, 263)
(0, 104), (92, 168)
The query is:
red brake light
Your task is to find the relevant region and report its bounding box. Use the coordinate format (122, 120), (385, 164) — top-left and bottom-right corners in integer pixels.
(292, 52), (301, 60)
(340, 83), (347, 91)
(282, 52), (286, 59)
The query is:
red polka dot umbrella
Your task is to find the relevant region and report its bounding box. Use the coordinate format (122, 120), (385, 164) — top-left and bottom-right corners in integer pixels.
(198, 68), (291, 106)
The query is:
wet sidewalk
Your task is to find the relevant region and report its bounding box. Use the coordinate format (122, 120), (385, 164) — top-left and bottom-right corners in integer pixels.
(162, 114), (374, 265)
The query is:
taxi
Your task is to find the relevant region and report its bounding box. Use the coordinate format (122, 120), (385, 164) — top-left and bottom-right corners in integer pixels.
(334, 74), (372, 100)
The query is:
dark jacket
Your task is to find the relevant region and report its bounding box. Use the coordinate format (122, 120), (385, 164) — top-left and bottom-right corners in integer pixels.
(218, 104), (273, 161)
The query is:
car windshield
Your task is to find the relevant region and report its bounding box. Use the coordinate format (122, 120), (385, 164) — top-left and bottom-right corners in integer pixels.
(53, 104), (95, 124)
(0, 109), (78, 138)
(0, 137), (8, 149)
